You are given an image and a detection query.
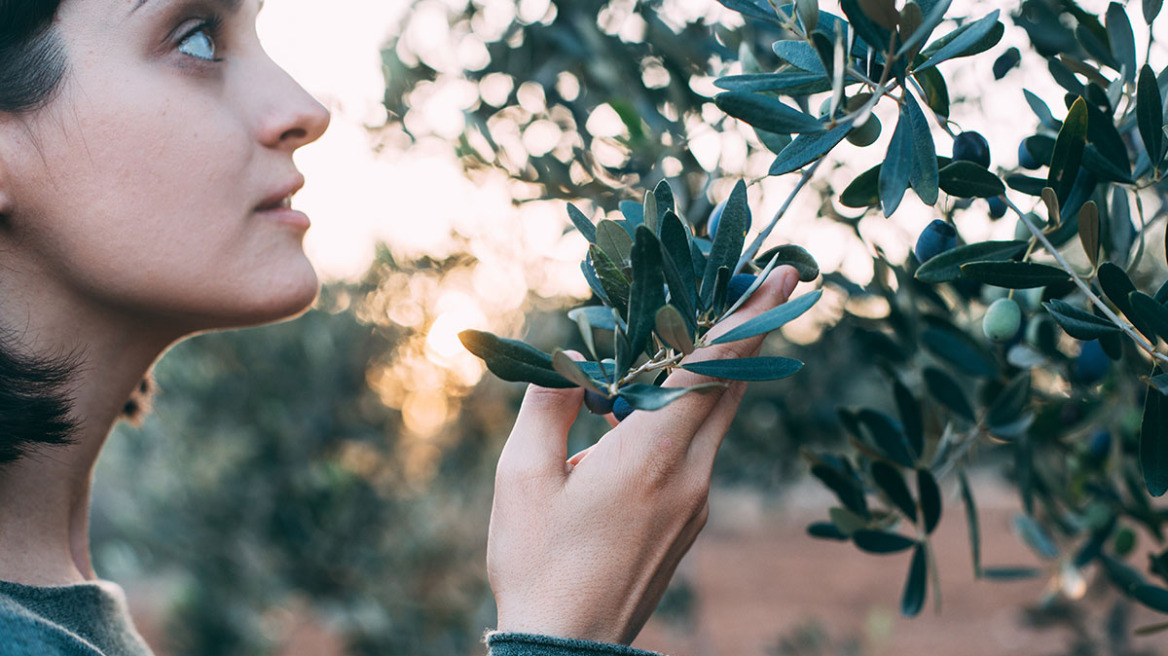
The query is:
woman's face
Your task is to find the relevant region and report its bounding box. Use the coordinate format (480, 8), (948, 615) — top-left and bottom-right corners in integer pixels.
(0, 0), (331, 334)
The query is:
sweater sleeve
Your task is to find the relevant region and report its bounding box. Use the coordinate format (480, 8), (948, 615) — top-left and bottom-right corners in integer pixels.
(485, 632), (664, 656)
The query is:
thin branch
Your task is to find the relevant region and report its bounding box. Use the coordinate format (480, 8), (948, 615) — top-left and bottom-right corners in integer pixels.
(1002, 195), (1168, 365)
(736, 159), (822, 272)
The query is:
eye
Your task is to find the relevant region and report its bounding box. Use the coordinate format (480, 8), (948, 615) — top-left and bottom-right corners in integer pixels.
(176, 19), (221, 62)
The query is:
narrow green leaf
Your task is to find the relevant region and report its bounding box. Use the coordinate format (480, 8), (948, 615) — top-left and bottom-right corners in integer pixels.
(1106, 3), (1137, 84)
(905, 94), (939, 205)
(913, 67), (951, 118)
(915, 10), (1003, 72)
(871, 461), (918, 522)
(1006, 174), (1049, 196)
(840, 163), (881, 208)
(1135, 621), (1168, 636)
(1049, 97), (1088, 203)
(918, 469), (943, 534)
(987, 373), (1031, 432)
(642, 191), (658, 238)
(652, 180), (674, 229)
(752, 244), (821, 282)
(812, 461), (870, 518)
(1024, 89), (1061, 131)
(1132, 585), (1168, 613)
(1141, 370), (1168, 496)
(1145, 0), (1164, 24)
(807, 522), (848, 541)
(681, 356), (804, 381)
(618, 201), (643, 231)
(711, 266), (731, 317)
(659, 211), (698, 326)
(795, 0), (818, 31)
(568, 306), (619, 332)
(914, 240), (1028, 283)
(980, 567), (1042, 580)
(959, 261), (1071, 288)
(771, 40), (826, 74)
(921, 323), (999, 378)
(901, 544), (928, 617)
(589, 246), (630, 316)
(567, 204), (597, 244)
(596, 220), (633, 268)
(1129, 291), (1168, 341)
(701, 181), (749, 307)
(617, 382), (724, 411)
(458, 330), (574, 388)
(857, 409), (917, 467)
(1099, 262), (1158, 341)
(710, 289), (822, 344)
(655, 305), (694, 355)
(853, 530), (917, 554)
(714, 0), (781, 22)
(769, 121), (852, 175)
(626, 226), (667, 361)
(958, 470), (981, 577)
(938, 161), (1005, 197)
(893, 379), (923, 458)
(1043, 299), (1121, 339)
(897, 0), (951, 57)
(1079, 200), (1100, 267)
(880, 110), (913, 216)
(1139, 65), (1164, 166)
(829, 506), (868, 536)
(1013, 514), (1059, 559)
(840, 0), (893, 54)
(923, 367), (975, 422)
(715, 92), (825, 134)
(551, 350), (605, 395)
(715, 72), (832, 95)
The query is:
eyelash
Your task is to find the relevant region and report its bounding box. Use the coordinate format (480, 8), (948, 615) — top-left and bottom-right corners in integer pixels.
(176, 14), (225, 63)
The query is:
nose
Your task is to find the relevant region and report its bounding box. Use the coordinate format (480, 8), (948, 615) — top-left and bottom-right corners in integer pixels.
(253, 60), (331, 152)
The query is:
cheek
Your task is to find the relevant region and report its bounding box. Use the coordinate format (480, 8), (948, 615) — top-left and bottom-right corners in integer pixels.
(16, 103), (319, 327)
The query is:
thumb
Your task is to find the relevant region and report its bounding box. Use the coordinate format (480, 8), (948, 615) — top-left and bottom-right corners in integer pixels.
(501, 375), (585, 478)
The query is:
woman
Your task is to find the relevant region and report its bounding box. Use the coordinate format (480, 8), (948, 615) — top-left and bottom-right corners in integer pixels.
(0, 1), (800, 654)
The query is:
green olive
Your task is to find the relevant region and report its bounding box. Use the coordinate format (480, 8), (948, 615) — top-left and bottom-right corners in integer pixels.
(983, 297), (1022, 343)
(846, 115), (881, 147)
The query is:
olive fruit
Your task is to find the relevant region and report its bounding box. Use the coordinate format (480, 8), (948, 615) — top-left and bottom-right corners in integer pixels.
(1072, 340), (1110, 384)
(1017, 141), (1041, 170)
(983, 297), (1022, 343)
(726, 273), (757, 307)
(1086, 430), (1111, 462)
(914, 219), (958, 263)
(952, 131), (990, 168)
(845, 116), (881, 147)
(987, 195), (1007, 219)
(584, 390), (615, 415)
(613, 397), (635, 422)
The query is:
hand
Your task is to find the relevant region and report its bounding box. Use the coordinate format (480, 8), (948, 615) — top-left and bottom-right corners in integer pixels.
(486, 266), (801, 645)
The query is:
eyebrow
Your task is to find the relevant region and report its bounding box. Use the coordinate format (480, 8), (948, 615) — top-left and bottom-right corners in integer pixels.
(131, 0), (257, 13)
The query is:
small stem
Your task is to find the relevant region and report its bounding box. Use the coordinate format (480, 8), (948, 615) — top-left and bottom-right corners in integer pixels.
(616, 349), (684, 387)
(1002, 195), (1168, 365)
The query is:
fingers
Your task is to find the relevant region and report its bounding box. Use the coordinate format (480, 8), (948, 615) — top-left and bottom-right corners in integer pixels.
(501, 383), (585, 479)
(621, 266), (800, 464)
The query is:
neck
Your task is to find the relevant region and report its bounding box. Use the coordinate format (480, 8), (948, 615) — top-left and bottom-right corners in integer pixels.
(0, 290), (175, 586)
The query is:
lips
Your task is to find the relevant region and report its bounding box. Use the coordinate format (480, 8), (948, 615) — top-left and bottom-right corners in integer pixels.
(256, 174), (305, 212)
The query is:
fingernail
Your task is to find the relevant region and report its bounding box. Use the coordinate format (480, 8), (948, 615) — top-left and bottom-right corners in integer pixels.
(781, 269), (798, 299)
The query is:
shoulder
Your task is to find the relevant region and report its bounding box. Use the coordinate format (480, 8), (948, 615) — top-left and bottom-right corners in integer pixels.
(0, 596), (103, 656)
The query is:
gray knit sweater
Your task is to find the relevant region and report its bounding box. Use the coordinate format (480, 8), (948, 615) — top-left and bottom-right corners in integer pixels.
(0, 580), (662, 656)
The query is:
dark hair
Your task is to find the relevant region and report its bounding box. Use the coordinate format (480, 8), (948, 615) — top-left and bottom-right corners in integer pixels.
(0, 0), (154, 465)
(0, 0), (67, 113)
